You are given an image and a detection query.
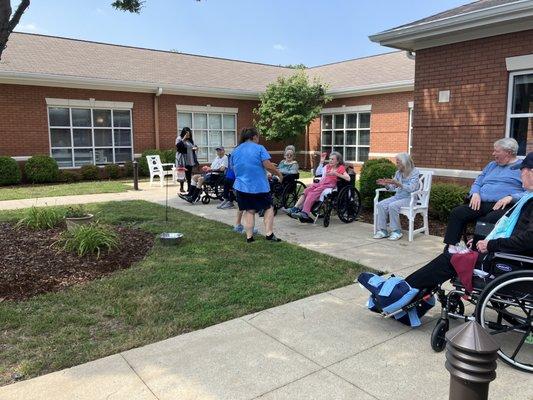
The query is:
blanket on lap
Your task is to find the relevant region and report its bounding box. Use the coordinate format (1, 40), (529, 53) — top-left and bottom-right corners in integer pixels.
(357, 272), (435, 327)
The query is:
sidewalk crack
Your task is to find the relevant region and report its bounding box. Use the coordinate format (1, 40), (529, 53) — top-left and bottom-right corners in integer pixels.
(120, 353), (161, 400)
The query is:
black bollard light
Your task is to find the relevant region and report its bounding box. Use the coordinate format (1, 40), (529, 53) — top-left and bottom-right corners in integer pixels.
(133, 160), (139, 190)
(445, 321), (499, 400)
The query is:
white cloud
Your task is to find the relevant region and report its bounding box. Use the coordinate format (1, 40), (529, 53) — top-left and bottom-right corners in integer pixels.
(17, 23), (47, 34)
(96, 8), (105, 15)
(273, 44), (288, 51)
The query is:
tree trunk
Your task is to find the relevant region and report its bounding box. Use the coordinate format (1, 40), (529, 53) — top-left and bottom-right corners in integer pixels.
(0, 0), (30, 61)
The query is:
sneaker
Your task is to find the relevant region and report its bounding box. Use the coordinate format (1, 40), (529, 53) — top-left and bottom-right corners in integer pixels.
(284, 207), (300, 215)
(217, 200), (228, 209)
(373, 230), (389, 239)
(233, 224), (244, 233)
(220, 201), (235, 209)
(266, 233), (281, 242)
(388, 231), (403, 241)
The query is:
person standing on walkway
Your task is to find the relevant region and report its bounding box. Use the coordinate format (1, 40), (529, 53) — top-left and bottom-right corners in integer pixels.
(176, 127), (198, 194)
(373, 153), (420, 241)
(231, 127), (283, 243)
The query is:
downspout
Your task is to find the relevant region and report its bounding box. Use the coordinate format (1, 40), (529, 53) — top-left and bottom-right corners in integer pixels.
(154, 87), (163, 149)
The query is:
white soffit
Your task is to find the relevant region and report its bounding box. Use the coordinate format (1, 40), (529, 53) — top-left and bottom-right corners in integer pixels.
(46, 98), (133, 109)
(506, 54), (533, 71)
(419, 167), (480, 179)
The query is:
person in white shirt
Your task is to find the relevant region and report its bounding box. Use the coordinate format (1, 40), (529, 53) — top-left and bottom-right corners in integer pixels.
(180, 147), (228, 203)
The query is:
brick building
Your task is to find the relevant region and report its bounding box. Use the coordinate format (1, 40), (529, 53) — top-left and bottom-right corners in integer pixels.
(371, 0), (533, 182)
(0, 33), (414, 171)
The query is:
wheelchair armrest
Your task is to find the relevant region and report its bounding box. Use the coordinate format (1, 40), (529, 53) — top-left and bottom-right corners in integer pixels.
(493, 252), (533, 264)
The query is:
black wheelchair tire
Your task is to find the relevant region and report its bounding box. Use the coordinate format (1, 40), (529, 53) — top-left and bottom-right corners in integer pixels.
(430, 319), (448, 352)
(282, 181), (306, 209)
(201, 196), (210, 204)
(337, 186), (361, 223)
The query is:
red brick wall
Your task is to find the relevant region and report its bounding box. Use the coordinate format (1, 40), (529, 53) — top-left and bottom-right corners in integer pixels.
(412, 29), (533, 171)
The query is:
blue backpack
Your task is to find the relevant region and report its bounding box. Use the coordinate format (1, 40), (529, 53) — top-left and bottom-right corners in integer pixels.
(357, 272), (434, 327)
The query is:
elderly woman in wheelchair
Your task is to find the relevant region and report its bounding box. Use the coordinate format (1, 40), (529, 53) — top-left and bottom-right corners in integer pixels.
(358, 152), (533, 372)
(285, 151), (350, 223)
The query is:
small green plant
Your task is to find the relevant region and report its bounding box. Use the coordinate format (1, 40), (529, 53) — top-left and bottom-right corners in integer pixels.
(104, 164), (121, 179)
(359, 159), (397, 208)
(0, 156), (22, 186)
(80, 165), (100, 181)
(429, 183), (470, 222)
(16, 206), (63, 230)
(58, 223), (119, 257)
(65, 205), (89, 218)
(123, 161), (134, 177)
(58, 170), (80, 183)
(25, 155), (59, 183)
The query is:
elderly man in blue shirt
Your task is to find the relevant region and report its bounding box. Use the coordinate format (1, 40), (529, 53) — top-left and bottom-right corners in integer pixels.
(444, 138), (525, 245)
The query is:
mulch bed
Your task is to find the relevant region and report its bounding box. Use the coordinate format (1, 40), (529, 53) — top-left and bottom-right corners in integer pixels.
(0, 223), (154, 301)
(358, 208), (448, 238)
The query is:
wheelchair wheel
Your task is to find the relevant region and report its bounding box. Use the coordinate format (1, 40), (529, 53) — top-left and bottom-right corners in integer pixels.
(213, 180), (225, 200)
(282, 181), (306, 209)
(201, 195), (210, 204)
(431, 318), (449, 352)
(475, 270), (533, 373)
(337, 186), (361, 223)
(447, 292), (465, 319)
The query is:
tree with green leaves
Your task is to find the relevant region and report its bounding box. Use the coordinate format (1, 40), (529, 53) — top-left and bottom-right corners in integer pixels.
(0, 0), (200, 60)
(254, 70), (331, 142)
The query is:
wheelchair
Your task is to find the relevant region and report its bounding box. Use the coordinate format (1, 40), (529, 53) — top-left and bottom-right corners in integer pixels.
(199, 173), (226, 204)
(385, 252), (533, 372)
(271, 173), (307, 213)
(310, 172), (361, 227)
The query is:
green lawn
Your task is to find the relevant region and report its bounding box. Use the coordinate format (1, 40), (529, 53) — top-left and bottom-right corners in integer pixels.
(0, 201), (368, 386)
(0, 181), (131, 201)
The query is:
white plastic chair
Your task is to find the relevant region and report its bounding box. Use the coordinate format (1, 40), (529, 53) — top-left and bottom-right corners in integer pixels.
(373, 171), (434, 242)
(146, 155), (176, 187)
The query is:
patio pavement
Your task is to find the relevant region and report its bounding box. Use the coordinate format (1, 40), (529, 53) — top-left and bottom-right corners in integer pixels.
(0, 182), (531, 399)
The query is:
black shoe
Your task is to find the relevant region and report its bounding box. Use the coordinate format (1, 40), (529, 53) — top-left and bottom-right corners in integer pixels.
(246, 236), (255, 243)
(179, 193), (190, 201)
(266, 233), (281, 242)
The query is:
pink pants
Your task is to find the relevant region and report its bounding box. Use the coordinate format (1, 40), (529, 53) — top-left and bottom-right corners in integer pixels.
(302, 182), (336, 214)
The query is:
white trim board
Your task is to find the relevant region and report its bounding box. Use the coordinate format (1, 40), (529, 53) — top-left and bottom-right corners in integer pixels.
(419, 167), (480, 179)
(506, 54), (533, 71)
(369, 152), (397, 158)
(46, 98), (134, 109)
(176, 105), (238, 113)
(11, 156), (31, 161)
(321, 105), (372, 114)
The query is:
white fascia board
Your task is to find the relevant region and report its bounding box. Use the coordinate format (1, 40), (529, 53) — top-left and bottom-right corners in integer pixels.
(0, 71), (261, 100)
(176, 105), (238, 114)
(11, 156), (31, 161)
(46, 98), (133, 109)
(321, 105), (371, 114)
(506, 54), (533, 71)
(369, 0), (533, 51)
(327, 80), (414, 98)
(418, 167), (480, 179)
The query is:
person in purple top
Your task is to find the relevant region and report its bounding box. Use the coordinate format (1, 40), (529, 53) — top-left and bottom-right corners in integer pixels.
(444, 138), (525, 245)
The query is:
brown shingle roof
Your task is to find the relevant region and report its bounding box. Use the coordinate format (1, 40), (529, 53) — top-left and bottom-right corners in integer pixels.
(0, 33), (414, 95)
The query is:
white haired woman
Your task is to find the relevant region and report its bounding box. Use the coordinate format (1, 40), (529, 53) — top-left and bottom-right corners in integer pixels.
(374, 153), (420, 241)
(277, 145), (299, 176)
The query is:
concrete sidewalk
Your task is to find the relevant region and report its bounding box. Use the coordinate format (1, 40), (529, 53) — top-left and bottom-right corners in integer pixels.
(0, 184), (530, 399)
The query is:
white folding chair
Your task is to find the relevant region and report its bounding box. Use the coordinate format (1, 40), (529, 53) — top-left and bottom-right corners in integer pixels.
(146, 155), (175, 187)
(373, 171), (434, 241)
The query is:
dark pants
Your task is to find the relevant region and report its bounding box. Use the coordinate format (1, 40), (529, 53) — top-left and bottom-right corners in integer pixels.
(184, 165), (193, 191)
(405, 252), (457, 289)
(223, 177), (235, 201)
(444, 202), (508, 245)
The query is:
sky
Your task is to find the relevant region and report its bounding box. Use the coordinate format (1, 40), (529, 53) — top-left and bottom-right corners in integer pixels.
(13, 0), (471, 67)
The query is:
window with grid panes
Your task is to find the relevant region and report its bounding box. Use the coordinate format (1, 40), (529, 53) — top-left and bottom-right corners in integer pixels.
(507, 72), (533, 156)
(320, 112), (370, 162)
(48, 107), (133, 167)
(177, 111), (237, 162)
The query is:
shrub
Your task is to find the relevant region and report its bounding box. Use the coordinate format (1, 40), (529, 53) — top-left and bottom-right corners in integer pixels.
(80, 165), (100, 181)
(359, 158), (393, 176)
(65, 205), (89, 218)
(104, 164), (121, 180)
(123, 161), (134, 177)
(16, 206), (63, 230)
(0, 156), (21, 186)
(58, 170), (80, 183)
(429, 183), (470, 222)
(359, 159), (397, 208)
(139, 149), (174, 176)
(25, 155), (59, 183)
(58, 223), (119, 257)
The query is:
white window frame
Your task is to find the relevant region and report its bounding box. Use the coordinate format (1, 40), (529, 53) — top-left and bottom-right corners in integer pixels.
(505, 69), (533, 157)
(176, 109), (237, 163)
(320, 111), (371, 163)
(47, 106), (134, 168)
(408, 101), (414, 154)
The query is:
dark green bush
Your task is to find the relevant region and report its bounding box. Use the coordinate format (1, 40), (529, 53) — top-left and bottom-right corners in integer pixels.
(104, 164), (121, 180)
(0, 156), (21, 186)
(80, 165), (100, 181)
(123, 161), (134, 177)
(58, 170), (80, 183)
(139, 149), (175, 176)
(25, 155), (59, 183)
(359, 158), (393, 176)
(359, 159), (396, 208)
(429, 183), (470, 222)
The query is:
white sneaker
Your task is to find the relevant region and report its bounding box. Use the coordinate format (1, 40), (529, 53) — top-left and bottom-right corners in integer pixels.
(217, 200), (228, 209)
(388, 231), (403, 241)
(373, 230), (389, 239)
